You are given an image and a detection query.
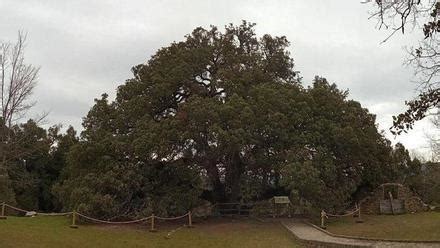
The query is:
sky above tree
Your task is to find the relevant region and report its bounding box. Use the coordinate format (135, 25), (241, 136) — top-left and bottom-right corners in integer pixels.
(0, 0), (436, 158)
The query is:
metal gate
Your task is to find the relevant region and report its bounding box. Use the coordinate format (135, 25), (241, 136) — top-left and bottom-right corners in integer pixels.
(214, 202), (255, 216)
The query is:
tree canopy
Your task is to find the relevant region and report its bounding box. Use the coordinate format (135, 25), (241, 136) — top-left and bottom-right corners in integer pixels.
(48, 22), (419, 218)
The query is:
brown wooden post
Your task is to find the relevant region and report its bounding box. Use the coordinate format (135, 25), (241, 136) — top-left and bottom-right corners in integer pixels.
(0, 202), (7, 219)
(272, 199), (276, 218)
(188, 211), (194, 228)
(320, 210), (326, 229)
(149, 214), (157, 232)
(353, 203), (359, 217)
(70, 211), (78, 228)
(356, 203), (364, 223)
(382, 185), (385, 199)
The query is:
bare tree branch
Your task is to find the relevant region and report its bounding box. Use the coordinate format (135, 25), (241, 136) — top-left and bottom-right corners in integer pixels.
(0, 31), (41, 204)
(0, 31), (39, 128)
(367, 1), (440, 133)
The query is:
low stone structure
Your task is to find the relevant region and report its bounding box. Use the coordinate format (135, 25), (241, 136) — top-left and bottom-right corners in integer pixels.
(360, 183), (428, 215)
(191, 200), (214, 218)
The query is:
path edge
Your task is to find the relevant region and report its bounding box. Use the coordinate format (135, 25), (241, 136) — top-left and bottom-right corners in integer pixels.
(305, 220), (440, 244)
(280, 221), (372, 248)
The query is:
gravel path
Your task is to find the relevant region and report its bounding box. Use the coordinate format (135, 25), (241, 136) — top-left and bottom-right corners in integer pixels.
(282, 221), (440, 248)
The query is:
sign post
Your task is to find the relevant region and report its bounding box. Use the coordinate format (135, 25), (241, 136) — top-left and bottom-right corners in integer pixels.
(272, 196), (291, 218)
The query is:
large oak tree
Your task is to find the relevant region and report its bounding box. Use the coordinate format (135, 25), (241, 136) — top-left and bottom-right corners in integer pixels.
(56, 22), (407, 217)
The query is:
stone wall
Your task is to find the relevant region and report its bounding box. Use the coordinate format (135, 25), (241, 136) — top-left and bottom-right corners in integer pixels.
(359, 187), (383, 214)
(360, 183), (427, 215)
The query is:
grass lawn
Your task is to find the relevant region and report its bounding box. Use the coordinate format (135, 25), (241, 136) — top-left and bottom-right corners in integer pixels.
(0, 216), (302, 248)
(326, 211), (440, 241)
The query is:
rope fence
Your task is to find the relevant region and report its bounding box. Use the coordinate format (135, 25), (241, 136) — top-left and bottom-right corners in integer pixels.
(155, 212), (189, 221)
(320, 203), (364, 229)
(2, 203), (73, 217)
(76, 212), (152, 224)
(36, 212), (73, 216)
(0, 202), (194, 232)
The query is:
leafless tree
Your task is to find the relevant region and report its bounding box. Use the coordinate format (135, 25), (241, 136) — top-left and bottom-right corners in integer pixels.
(366, 0), (440, 134)
(0, 31), (40, 204)
(1, 31), (39, 128)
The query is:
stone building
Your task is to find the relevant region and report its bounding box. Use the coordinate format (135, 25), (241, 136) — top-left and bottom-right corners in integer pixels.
(360, 183), (428, 215)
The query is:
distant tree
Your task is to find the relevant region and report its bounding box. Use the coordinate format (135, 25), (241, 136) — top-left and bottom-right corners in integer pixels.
(0, 32), (40, 204)
(7, 120), (51, 210)
(406, 161), (440, 205)
(4, 121), (76, 211)
(44, 125), (78, 211)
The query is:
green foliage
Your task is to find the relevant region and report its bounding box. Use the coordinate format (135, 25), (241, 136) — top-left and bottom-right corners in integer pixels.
(0, 118), (17, 205)
(407, 162), (440, 205)
(53, 99), (202, 218)
(7, 120), (52, 210)
(0, 118), (78, 211)
(53, 147), (202, 218)
(280, 77), (401, 211)
(0, 169), (16, 205)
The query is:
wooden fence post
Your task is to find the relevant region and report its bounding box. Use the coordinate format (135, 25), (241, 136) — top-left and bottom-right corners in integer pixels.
(272, 201), (276, 218)
(0, 203), (6, 219)
(320, 210), (326, 229)
(70, 211), (78, 228)
(187, 211), (194, 228)
(149, 214), (157, 232)
(356, 203), (364, 223)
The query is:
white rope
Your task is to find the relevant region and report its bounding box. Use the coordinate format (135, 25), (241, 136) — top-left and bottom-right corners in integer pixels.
(324, 208), (359, 217)
(37, 212), (73, 216)
(4, 204), (30, 213)
(76, 212), (152, 224)
(155, 212), (189, 220)
(4, 204), (72, 216)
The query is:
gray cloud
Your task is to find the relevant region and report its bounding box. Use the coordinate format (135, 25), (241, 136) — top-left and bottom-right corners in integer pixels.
(0, 0), (435, 158)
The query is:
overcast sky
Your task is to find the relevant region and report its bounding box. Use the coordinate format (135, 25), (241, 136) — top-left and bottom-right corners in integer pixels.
(0, 0), (436, 159)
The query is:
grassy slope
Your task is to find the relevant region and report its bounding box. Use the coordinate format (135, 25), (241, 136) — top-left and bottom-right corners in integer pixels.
(326, 212), (440, 241)
(0, 216), (301, 248)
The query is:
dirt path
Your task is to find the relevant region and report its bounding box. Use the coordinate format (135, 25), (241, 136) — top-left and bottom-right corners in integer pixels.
(282, 221), (440, 248)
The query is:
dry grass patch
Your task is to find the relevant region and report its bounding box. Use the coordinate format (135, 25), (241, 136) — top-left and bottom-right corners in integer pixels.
(326, 211), (440, 241)
(0, 216), (302, 248)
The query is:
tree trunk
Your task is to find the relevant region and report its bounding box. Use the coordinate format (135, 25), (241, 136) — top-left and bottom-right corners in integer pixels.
(204, 160), (225, 202)
(225, 151), (244, 202)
